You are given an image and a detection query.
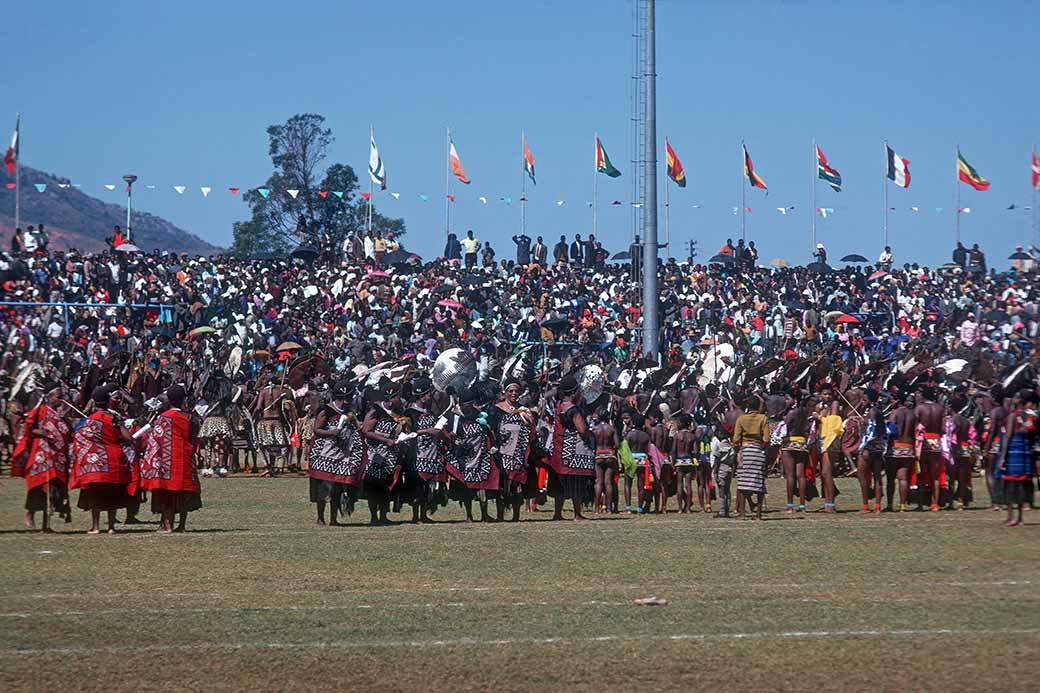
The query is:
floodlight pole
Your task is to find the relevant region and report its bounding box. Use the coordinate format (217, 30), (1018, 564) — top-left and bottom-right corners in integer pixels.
(641, 0), (659, 359)
(123, 174), (137, 243)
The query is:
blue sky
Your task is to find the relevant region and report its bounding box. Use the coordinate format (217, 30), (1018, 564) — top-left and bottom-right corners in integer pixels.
(5, 0), (1037, 264)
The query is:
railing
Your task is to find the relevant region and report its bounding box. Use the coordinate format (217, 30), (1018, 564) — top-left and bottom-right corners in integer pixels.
(0, 301), (176, 333)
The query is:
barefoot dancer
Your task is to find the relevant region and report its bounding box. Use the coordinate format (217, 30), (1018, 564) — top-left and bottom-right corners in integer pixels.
(733, 394), (768, 520)
(548, 374), (595, 521)
(361, 379), (405, 525)
(623, 410), (651, 514)
(886, 396), (916, 512)
(856, 388), (886, 513)
(915, 385), (946, 512)
(70, 387), (135, 534)
(672, 413), (696, 513)
(11, 386), (72, 531)
(995, 389), (1037, 527)
(406, 377), (449, 523)
(307, 383), (362, 525)
(139, 385), (202, 533)
(781, 390), (811, 513)
(590, 406), (619, 514)
(446, 387), (498, 522)
(490, 379), (535, 522)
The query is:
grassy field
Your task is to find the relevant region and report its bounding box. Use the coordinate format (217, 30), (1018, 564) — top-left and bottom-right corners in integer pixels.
(1, 475), (1038, 691)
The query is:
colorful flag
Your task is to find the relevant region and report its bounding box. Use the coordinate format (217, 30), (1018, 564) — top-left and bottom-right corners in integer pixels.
(369, 129), (386, 190)
(1031, 149), (1039, 189)
(4, 115), (17, 176)
(957, 150), (989, 191)
(449, 136), (470, 184)
(665, 139), (686, 188)
(885, 145), (910, 188)
(816, 144), (841, 192)
(743, 143), (767, 190)
(595, 136), (621, 177)
(523, 133), (536, 185)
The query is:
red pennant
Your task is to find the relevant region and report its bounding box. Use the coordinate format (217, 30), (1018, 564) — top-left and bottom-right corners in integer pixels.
(318, 190), (328, 199)
(447, 194), (456, 202)
(229, 187), (240, 195)
(360, 192), (371, 201)
(6, 183), (15, 189)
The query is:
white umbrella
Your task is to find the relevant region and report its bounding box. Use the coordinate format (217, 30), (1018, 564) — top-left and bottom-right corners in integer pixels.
(115, 243), (141, 253)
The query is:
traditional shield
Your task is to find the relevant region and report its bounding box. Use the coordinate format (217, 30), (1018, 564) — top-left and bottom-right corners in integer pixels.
(10, 363), (41, 399)
(577, 364), (606, 404)
(224, 345), (243, 378)
(432, 348), (477, 393)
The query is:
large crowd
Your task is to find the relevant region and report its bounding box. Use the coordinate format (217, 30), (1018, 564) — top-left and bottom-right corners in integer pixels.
(3, 223), (1039, 531)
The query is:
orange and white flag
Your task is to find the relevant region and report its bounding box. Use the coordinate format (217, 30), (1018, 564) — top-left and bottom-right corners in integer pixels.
(450, 138), (470, 185)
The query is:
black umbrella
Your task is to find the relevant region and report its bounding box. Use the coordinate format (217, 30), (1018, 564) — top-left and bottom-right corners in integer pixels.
(385, 249), (420, 265)
(708, 254), (735, 265)
(540, 318), (571, 335)
(290, 244), (319, 261)
(1009, 251), (1031, 260)
(841, 254), (869, 263)
(431, 284), (455, 296)
(612, 251), (632, 261)
(806, 261), (832, 273)
(461, 274), (484, 286)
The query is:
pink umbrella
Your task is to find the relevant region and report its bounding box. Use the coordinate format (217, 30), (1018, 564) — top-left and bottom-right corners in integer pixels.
(835, 314), (860, 324)
(868, 270), (888, 281)
(365, 270), (390, 280)
(437, 299), (464, 310)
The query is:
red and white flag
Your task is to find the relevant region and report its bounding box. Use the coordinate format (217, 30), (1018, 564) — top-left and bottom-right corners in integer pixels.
(449, 137), (470, 185)
(1032, 149), (1039, 190)
(4, 115), (17, 176)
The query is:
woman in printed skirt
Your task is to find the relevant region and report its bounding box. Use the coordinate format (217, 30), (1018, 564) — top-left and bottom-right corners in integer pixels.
(733, 393), (768, 520)
(548, 374), (595, 521)
(995, 389), (1037, 527)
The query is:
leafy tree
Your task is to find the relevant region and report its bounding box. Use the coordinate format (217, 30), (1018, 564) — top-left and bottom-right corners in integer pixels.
(232, 114), (405, 256)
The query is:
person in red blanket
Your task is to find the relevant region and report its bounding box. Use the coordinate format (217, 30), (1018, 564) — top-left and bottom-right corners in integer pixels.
(11, 385), (72, 531)
(140, 384), (202, 533)
(70, 386), (136, 534)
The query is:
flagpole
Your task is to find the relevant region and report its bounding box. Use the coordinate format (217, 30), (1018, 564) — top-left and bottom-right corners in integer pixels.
(520, 130), (526, 237)
(367, 125), (374, 236)
(13, 113), (20, 234)
(445, 127), (451, 240)
(593, 133), (598, 238)
(955, 144), (961, 244)
(740, 141), (746, 243)
(664, 149), (670, 253)
(883, 140), (889, 249)
(811, 137), (817, 255)
(1034, 144), (1038, 249)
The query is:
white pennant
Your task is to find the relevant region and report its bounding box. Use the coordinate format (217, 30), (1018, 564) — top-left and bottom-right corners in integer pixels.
(200, 186), (212, 197)
(174, 185), (186, 194)
(776, 207), (787, 215)
(390, 192), (400, 199)
(478, 196), (488, 204)
(104, 184), (116, 191)
(58, 183), (70, 189)
(287, 189), (300, 199)
(556, 200), (565, 206)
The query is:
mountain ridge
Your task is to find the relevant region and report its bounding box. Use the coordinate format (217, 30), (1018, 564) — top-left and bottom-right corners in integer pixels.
(0, 166), (221, 254)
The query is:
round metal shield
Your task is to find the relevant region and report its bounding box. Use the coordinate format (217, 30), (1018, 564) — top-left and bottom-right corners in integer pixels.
(432, 348), (478, 394)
